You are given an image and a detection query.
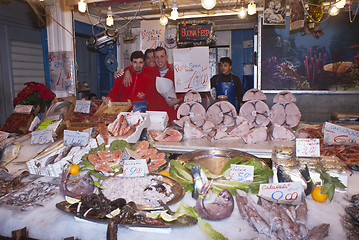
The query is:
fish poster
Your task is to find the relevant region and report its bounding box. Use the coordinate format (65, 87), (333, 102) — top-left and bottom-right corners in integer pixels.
(49, 51), (75, 95)
(140, 20), (165, 52)
(261, 12), (359, 91)
(173, 46), (211, 93)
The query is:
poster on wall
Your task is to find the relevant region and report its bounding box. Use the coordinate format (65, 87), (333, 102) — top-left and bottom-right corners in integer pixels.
(289, 0), (305, 31)
(263, 0), (287, 25)
(49, 51), (75, 95)
(140, 20), (165, 52)
(173, 46), (211, 93)
(260, 12), (359, 91)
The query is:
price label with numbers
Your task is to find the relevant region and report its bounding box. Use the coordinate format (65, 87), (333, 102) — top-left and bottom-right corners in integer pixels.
(31, 129), (55, 144)
(229, 164), (254, 182)
(296, 138), (320, 157)
(123, 159), (148, 177)
(14, 105), (34, 114)
(0, 131), (10, 142)
(74, 100), (91, 113)
(64, 130), (90, 146)
(258, 182), (303, 205)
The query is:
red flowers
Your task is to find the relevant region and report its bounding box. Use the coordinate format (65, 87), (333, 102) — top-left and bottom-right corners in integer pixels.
(13, 82), (55, 112)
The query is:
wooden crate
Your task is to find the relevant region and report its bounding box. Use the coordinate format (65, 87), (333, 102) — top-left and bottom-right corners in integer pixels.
(95, 100), (132, 115)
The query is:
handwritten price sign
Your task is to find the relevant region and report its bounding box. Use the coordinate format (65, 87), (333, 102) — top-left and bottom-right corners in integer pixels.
(123, 159), (148, 177)
(296, 138), (320, 157)
(74, 100), (91, 113)
(14, 105), (33, 114)
(230, 164), (254, 182)
(0, 131), (10, 142)
(64, 130), (90, 146)
(258, 182), (303, 205)
(31, 129), (55, 144)
(173, 46), (211, 93)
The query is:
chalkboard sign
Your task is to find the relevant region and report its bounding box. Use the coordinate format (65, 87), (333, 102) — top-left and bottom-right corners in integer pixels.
(177, 21), (214, 46)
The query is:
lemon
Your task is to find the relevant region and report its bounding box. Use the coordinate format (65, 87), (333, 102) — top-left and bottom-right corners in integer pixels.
(160, 170), (170, 176)
(65, 196), (80, 204)
(160, 211), (186, 222)
(69, 164), (80, 175)
(311, 186), (328, 203)
(146, 210), (164, 219)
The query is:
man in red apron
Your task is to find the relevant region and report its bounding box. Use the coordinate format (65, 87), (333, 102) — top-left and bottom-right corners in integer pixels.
(210, 57), (244, 110)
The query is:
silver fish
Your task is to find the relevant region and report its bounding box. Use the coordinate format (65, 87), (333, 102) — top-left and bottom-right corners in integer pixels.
(299, 164), (315, 196)
(190, 164), (208, 199)
(307, 223), (330, 240)
(295, 199), (307, 225)
(33, 139), (64, 160)
(277, 165), (292, 182)
(0, 142), (21, 172)
(277, 204), (299, 238)
(196, 181), (234, 220)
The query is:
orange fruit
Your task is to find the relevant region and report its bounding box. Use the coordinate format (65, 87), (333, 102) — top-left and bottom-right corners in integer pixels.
(311, 186), (328, 203)
(69, 164), (80, 175)
(160, 170), (170, 176)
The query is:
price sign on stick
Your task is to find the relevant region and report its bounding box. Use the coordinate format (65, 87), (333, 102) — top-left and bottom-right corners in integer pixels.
(123, 159), (148, 177)
(0, 131), (10, 142)
(74, 100), (91, 113)
(31, 129), (55, 144)
(14, 105), (33, 114)
(230, 164), (254, 182)
(296, 138), (320, 157)
(258, 182), (303, 205)
(64, 130), (90, 146)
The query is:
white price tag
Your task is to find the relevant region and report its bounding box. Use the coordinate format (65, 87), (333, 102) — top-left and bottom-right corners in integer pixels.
(31, 129), (55, 144)
(258, 182), (303, 205)
(0, 131), (10, 142)
(296, 138), (320, 157)
(123, 159), (148, 177)
(74, 100), (91, 113)
(14, 105), (34, 114)
(64, 130), (90, 146)
(229, 164), (254, 182)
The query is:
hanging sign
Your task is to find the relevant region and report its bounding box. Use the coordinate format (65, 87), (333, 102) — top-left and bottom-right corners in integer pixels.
(49, 51), (75, 95)
(173, 46), (211, 93)
(140, 20), (165, 52)
(178, 23), (212, 43)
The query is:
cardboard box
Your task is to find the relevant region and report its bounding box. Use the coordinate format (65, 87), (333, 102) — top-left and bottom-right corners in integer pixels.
(146, 111), (169, 131)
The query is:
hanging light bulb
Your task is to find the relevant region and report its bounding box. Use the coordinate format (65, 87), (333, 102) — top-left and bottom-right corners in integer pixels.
(336, 0), (345, 8)
(170, 0), (178, 20)
(159, 15), (168, 25)
(78, 0), (87, 13)
(106, 6), (114, 26)
(329, 5), (340, 16)
(201, 0), (216, 10)
(238, 6), (247, 19)
(247, 1), (256, 15)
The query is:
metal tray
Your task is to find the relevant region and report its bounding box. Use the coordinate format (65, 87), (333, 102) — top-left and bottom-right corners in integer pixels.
(176, 148), (267, 175)
(56, 201), (197, 227)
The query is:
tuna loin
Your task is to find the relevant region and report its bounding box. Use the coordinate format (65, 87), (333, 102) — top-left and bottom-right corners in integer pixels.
(183, 90), (202, 103)
(242, 126), (268, 144)
(270, 102), (301, 128)
(239, 100), (270, 128)
(273, 91), (296, 103)
(242, 88), (267, 101)
(206, 101), (237, 127)
(176, 102), (206, 127)
(183, 121), (205, 139)
(269, 124), (295, 141)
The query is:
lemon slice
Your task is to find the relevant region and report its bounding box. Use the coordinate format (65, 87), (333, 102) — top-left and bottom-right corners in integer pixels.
(146, 210), (165, 219)
(106, 208), (121, 218)
(160, 211), (186, 222)
(65, 196), (80, 205)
